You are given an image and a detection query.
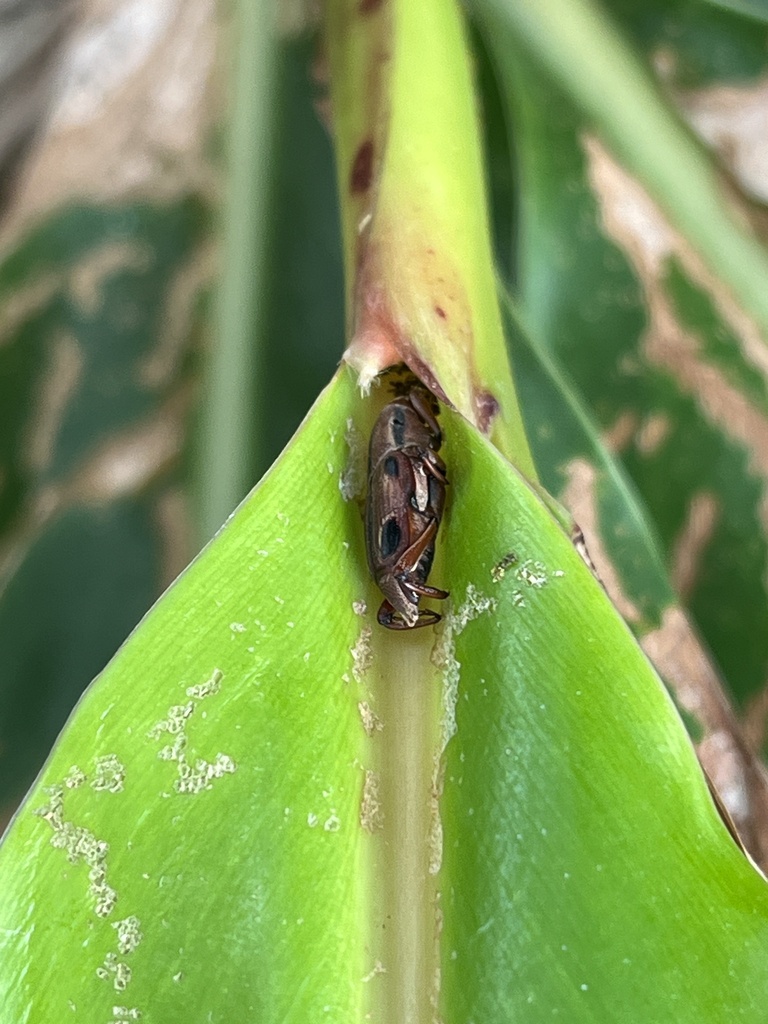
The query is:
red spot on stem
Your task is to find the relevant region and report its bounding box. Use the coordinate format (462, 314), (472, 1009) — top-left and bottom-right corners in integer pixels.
(359, 0), (384, 11)
(476, 390), (500, 433)
(434, 306), (447, 320)
(350, 140), (374, 194)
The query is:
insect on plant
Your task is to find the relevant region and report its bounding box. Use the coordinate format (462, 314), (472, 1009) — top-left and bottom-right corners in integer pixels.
(364, 377), (449, 629)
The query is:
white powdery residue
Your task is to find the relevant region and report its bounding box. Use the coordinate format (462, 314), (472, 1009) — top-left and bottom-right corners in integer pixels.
(352, 599), (367, 616)
(65, 765), (87, 789)
(175, 753), (236, 794)
(516, 559), (549, 589)
(97, 953), (132, 991)
(358, 701), (382, 737)
(109, 1009), (142, 1022)
(350, 625), (373, 683)
(428, 765), (444, 876)
(431, 623), (460, 753)
(452, 584), (497, 631)
(113, 915), (143, 954)
(362, 960), (387, 983)
(229, 622), (246, 634)
(185, 668), (222, 700)
(339, 418), (366, 501)
(91, 754), (126, 794)
(35, 785), (117, 919)
(360, 770), (384, 833)
(432, 585), (497, 754)
(149, 670), (235, 794)
(324, 813), (341, 833)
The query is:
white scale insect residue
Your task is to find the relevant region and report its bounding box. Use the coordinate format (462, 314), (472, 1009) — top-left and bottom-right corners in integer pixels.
(492, 554), (566, 593)
(35, 759), (145, 1019)
(148, 669), (236, 795)
(350, 625), (373, 683)
(35, 781), (117, 919)
(97, 954), (132, 992)
(432, 584), (498, 753)
(361, 960), (387, 983)
(516, 559), (549, 588)
(91, 754), (126, 793)
(358, 701), (382, 737)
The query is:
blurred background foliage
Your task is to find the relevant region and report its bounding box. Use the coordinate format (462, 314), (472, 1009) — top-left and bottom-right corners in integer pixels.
(2, 0), (768, 862)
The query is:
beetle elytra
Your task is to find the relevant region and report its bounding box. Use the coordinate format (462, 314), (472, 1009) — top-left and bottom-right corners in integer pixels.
(365, 386), (449, 629)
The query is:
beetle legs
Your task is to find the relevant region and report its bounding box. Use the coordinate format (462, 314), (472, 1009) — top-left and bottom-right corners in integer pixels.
(406, 388), (442, 445)
(377, 601), (443, 630)
(397, 517), (439, 578)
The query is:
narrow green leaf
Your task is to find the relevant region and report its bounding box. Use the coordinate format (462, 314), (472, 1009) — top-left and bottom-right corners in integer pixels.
(699, 0), (768, 23)
(503, 289), (674, 629)
(196, 0), (279, 539)
(490, 27), (768, 707)
(476, 0), (768, 341)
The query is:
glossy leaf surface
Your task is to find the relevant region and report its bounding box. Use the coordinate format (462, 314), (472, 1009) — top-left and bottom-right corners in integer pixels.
(2, 369), (768, 1020)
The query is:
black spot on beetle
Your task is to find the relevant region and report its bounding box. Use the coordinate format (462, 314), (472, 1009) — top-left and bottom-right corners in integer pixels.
(384, 456), (399, 477)
(380, 518), (401, 559)
(390, 408), (405, 447)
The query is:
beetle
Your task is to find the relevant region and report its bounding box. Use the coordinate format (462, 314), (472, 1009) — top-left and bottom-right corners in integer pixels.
(365, 386), (449, 629)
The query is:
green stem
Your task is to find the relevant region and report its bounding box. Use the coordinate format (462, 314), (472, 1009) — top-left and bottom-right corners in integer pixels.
(326, 0), (537, 478)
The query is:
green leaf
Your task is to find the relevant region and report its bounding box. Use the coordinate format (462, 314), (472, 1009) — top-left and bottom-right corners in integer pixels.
(485, 11), (768, 709)
(3, 368), (768, 1020)
(0, 370), (368, 1021)
(195, 0), (278, 538)
(476, 0), (768, 340)
(502, 290), (674, 630)
(0, 199), (209, 807)
(439, 409), (768, 1021)
(699, 0), (768, 26)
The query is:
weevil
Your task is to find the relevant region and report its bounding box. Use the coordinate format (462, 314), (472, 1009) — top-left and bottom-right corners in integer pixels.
(365, 386), (449, 629)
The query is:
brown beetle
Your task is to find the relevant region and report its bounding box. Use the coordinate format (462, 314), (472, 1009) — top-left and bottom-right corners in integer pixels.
(365, 386), (449, 629)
